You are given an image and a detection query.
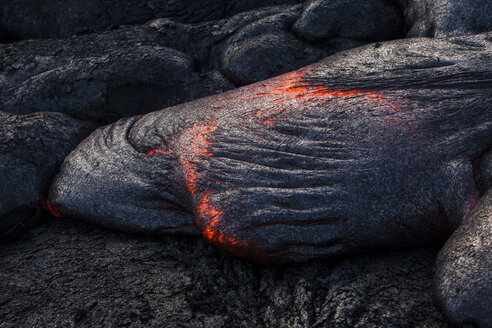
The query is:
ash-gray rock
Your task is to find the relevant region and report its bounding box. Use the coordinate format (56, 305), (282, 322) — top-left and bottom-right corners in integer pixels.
(293, 0), (402, 42)
(48, 32), (492, 326)
(0, 3), (402, 123)
(49, 32), (492, 262)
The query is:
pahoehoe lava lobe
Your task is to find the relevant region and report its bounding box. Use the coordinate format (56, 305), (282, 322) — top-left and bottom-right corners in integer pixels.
(434, 190), (492, 328)
(50, 32), (492, 263)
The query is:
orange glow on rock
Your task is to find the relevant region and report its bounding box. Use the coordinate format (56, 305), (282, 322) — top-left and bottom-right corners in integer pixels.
(44, 199), (62, 218)
(146, 149), (171, 155)
(252, 70), (408, 128)
(176, 121), (218, 195)
(142, 69), (419, 261)
(197, 191), (244, 247)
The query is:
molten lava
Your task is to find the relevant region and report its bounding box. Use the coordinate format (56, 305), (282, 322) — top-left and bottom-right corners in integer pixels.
(197, 191), (244, 247)
(175, 121), (217, 195)
(44, 198), (62, 218)
(251, 70), (409, 128)
(146, 149), (171, 155)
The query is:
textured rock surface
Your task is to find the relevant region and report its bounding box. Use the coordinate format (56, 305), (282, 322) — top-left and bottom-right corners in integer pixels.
(0, 111), (95, 241)
(401, 0), (492, 37)
(0, 218), (447, 328)
(0, 24), (234, 123)
(49, 32), (492, 263)
(1, 2), (491, 327)
(293, 0), (402, 42)
(0, 3), (403, 122)
(476, 147), (492, 194)
(0, 0), (302, 41)
(434, 190), (492, 328)
(221, 0), (402, 86)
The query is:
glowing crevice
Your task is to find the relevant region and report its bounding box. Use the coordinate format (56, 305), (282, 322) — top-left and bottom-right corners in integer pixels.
(44, 199), (62, 218)
(146, 149), (172, 155)
(251, 70), (409, 128)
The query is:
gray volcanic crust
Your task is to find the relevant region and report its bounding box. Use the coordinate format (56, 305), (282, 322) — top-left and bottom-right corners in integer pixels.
(0, 0), (303, 41)
(0, 218), (447, 328)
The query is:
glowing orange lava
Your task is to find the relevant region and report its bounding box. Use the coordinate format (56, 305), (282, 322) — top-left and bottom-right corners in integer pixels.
(172, 121), (247, 248)
(197, 191), (244, 247)
(177, 122), (218, 195)
(44, 199), (62, 218)
(146, 149), (171, 155)
(252, 70), (407, 127)
(144, 69), (416, 257)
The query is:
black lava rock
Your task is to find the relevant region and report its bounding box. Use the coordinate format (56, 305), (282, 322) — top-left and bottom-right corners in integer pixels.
(0, 21), (235, 124)
(434, 190), (492, 328)
(402, 0), (492, 37)
(476, 148), (492, 195)
(293, 0), (403, 42)
(0, 0), (303, 41)
(0, 3), (402, 123)
(220, 8), (330, 86)
(0, 111), (95, 241)
(0, 218), (447, 327)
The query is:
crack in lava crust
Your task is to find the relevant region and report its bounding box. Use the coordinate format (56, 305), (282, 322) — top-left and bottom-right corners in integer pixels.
(251, 70), (410, 130)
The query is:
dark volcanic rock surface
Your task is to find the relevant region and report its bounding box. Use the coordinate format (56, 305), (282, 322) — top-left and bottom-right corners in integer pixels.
(0, 0), (302, 41)
(293, 0), (403, 42)
(0, 218), (447, 328)
(401, 0), (492, 37)
(0, 111), (95, 241)
(45, 32), (492, 327)
(435, 190), (492, 328)
(0, 42), (221, 124)
(476, 148), (492, 194)
(0, 3), (405, 123)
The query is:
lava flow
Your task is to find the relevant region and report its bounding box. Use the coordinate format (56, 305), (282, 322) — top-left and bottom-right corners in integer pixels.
(251, 70), (406, 127)
(145, 69), (414, 256)
(176, 121), (249, 249)
(196, 191), (242, 246)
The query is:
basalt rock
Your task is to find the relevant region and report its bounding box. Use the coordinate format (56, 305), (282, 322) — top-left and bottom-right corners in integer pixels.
(0, 6), (301, 124)
(435, 190), (492, 328)
(219, 8), (371, 86)
(220, 0), (406, 86)
(475, 146), (492, 194)
(293, 0), (403, 42)
(0, 111), (95, 241)
(400, 0), (492, 37)
(0, 218), (447, 327)
(0, 0), (302, 41)
(0, 44), (217, 124)
(0, 3), (401, 123)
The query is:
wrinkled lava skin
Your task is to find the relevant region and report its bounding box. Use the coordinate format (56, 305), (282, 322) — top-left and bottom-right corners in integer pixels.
(49, 33), (492, 326)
